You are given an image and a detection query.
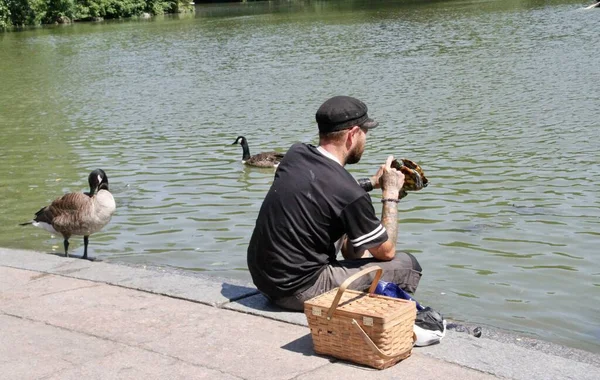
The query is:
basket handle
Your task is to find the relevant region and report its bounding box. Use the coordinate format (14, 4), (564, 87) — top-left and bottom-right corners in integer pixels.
(351, 319), (412, 360)
(326, 266), (383, 320)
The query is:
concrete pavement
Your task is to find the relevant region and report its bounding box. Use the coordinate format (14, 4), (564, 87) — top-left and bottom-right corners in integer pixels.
(1, 248), (598, 379)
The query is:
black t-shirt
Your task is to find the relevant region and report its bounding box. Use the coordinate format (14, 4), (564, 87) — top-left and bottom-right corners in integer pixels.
(247, 143), (388, 299)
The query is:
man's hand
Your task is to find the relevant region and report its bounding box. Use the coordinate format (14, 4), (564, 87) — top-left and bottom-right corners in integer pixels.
(379, 155), (405, 197)
(369, 164), (385, 190)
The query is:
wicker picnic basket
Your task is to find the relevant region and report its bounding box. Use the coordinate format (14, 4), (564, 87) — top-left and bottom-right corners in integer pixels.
(304, 266), (416, 369)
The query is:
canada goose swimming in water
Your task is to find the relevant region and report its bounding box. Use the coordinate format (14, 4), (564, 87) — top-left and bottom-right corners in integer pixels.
(231, 136), (285, 168)
(20, 169), (116, 260)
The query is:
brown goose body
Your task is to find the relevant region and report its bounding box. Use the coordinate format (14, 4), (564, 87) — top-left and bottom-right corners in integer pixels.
(245, 151), (285, 168)
(232, 136), (284, 168)
(32, 190), (115, 237)
(21, 169), (116, 259)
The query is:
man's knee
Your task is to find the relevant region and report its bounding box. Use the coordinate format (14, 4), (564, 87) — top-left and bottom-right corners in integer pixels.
(393, 251), (422, 273)
(404, 252), (422, 272)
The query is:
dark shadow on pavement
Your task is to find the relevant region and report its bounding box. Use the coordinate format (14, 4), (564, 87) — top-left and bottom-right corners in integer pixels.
(45, 251), (101, 262)
(280, 335), (379, 371)
(220, 283), (297, 313)
(220, 282), (259, 302)
(280, 333), (316, 356)
(220, 284), (310, 326)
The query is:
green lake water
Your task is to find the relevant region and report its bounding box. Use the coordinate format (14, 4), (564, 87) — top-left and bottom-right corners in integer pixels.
(1, 0), (598, 352)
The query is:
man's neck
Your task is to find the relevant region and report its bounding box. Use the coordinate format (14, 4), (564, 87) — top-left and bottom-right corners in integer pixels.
(317, 144), (345, 166)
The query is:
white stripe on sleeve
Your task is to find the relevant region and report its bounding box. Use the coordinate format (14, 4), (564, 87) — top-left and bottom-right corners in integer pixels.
(350, 224), (387, 247)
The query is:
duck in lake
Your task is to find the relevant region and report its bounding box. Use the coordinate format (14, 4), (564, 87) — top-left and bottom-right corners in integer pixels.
(20, 169), (116, 260)
(231, 136), (285, 168)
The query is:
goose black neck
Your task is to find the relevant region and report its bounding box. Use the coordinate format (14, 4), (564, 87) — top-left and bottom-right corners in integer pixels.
(240, 138), (251, 161)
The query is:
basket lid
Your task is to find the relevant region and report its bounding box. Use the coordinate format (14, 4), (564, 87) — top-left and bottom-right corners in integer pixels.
(305, 288), (416, 324)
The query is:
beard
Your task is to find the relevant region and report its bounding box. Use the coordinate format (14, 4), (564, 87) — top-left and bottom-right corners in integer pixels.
(346, 139), (365, 165)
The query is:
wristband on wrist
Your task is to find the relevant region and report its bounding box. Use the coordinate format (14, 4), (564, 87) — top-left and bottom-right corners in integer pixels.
(381, 198), (400, 203)
(357, 178), (374, 192)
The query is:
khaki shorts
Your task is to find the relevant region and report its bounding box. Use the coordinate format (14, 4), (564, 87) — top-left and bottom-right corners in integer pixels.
(274, 252), (422, 311)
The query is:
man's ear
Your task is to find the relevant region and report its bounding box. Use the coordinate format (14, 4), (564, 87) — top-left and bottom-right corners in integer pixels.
(344, 127), (355, 149)
(346, 126), (360, 144)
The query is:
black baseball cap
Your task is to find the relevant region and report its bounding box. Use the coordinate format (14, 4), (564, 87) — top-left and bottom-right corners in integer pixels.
(316, 96), (379, 133)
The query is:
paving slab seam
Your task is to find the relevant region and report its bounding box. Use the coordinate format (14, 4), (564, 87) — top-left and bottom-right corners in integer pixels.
(0, 261), (303, 335)
(36, 350), (123, 380)
(217, 292), (261, 307)
(419, 353), (503, 379)
(220, 307), (309, 328)
(1, 262), (306, 330)
(0, 263), (260, 310)
(29, 283), (103, 299)
(0, 310), (247, 380)
(105, 260), (263, 309)
(285, 361), (339, 380)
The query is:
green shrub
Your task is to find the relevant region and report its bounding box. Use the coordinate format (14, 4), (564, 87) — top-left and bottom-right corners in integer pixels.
(75, 0), (145, 20)
(3, 0), (37, 27)
(0, 0), (194, 29)
(166, 0), (192, 14)
(1, 1), (11, 30)
(43, 0), (75, 23)
(74, 0), (103, 19)
(145, 0), (168, 15)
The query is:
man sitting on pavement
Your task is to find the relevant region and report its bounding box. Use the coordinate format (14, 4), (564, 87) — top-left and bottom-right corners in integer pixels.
(247, 95), (423, 311)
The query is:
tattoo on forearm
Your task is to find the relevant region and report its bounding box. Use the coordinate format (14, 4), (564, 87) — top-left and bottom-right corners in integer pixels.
(381, 201), (398, 248)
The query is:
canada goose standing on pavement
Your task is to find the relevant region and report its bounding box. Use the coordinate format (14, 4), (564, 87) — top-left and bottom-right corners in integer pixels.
(20, 169), (116, 260)
(231, 136), (285, 168)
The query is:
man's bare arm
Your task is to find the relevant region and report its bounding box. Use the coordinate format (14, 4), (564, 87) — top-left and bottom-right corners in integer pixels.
(367, 156), (404, 261)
